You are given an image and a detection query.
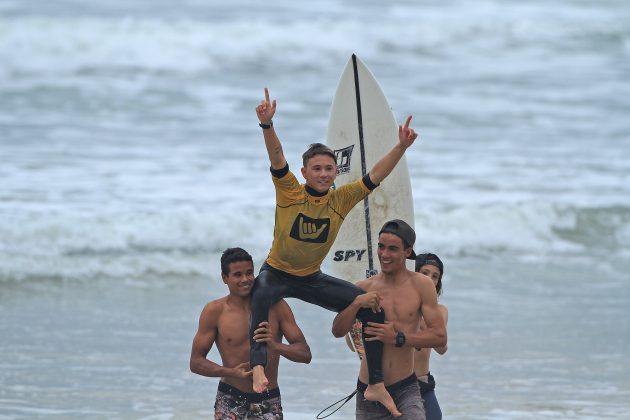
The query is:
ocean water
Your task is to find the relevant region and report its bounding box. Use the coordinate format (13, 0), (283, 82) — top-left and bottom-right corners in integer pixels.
(1, 0), (629, 418)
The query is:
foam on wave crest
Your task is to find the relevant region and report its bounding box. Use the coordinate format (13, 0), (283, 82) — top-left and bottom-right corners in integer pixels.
(0, 207), (274, 283)
(1, 10), (627, 77)
(1, 202), (627, 283)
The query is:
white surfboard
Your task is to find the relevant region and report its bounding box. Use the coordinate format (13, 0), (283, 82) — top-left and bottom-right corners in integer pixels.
(327, 54), (415, 283)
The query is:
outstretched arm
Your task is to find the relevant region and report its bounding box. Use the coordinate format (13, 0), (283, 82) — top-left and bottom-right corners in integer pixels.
(255, 87), (287, 170)
(367, 115), (418, 185)
(254, 301), (312, 364)
(190, 302), (252, 379)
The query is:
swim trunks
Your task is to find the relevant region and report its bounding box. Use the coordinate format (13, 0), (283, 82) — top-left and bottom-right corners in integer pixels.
(356, 374), (425, 419)
(419, 372), (442, 420)
(214, 382), (282, 420)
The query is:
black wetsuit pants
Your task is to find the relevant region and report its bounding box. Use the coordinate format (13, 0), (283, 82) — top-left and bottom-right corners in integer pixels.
(249, 262), (385, 384)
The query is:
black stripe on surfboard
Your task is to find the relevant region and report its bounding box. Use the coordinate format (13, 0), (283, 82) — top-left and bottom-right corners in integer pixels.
(352, 54), (376, 277)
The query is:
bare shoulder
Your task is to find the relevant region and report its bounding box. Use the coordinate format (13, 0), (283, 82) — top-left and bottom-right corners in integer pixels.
(410, 272), (440, 307)
(270, 298), (293, 316)
(357, 275), (379, 291)
(410, 271), (433, 290)
(200, 297), (227, 320)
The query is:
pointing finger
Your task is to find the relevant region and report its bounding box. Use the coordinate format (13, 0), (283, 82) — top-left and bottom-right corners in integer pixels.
(403, 115), (412, 130)
(264, 87), (270, 103)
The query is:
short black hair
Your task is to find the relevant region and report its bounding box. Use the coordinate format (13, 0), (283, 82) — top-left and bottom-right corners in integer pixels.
(220, 247), (253, 276)
(302, 143), (336, 167)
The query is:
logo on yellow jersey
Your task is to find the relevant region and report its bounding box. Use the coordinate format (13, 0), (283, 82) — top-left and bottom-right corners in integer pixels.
(290, 213), (330, 243)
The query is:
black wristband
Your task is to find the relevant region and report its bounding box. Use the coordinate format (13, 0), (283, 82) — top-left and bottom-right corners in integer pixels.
(259, 121), (273, 129)
(395, 331), (406, 347)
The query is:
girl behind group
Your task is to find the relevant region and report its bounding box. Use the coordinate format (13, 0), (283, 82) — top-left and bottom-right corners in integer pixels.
(414, 253), (448, 420)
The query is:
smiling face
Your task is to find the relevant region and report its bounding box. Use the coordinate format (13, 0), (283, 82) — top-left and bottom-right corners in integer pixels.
(222, 260), (255, 297)
(377, 232), (412, 274)
(301, 154), (337, 193)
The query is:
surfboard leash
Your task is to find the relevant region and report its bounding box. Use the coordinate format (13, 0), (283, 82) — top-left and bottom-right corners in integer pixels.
(352, 54), (376, 277)
(316, 389), (358, 418)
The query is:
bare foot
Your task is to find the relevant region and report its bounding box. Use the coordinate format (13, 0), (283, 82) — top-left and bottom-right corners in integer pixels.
(364, 383), (401, 417)
(252, 365), (269, 393)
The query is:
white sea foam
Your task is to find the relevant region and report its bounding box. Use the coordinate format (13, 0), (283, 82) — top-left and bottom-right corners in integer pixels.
(1, 201), (627, 283)
(2, 2), (630, 418)
(0, 207), (274, 282)
(1, 7), (628, 77)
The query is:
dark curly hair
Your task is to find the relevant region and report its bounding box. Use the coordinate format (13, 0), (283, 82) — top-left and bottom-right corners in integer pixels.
(220, 247), (253, 276)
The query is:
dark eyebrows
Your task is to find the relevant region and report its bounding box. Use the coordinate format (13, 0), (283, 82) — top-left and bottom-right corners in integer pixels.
(377, 242), (401, 250)
(421, 268), (439, 279)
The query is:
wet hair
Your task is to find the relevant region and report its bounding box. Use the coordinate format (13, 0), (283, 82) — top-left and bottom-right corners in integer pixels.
(302, 143), (337, 167)
(220, 247), (253, 276)
(415, 253), (444, 296)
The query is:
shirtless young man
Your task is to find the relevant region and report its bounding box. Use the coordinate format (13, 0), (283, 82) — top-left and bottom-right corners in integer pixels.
(332, 220), (447, 419)
(190, 247), (311, 420)
(413, 253), (448, 420)
(251, 88), (418, 416)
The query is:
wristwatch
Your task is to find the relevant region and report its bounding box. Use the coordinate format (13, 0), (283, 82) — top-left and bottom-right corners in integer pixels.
(395, 331), (406, 347)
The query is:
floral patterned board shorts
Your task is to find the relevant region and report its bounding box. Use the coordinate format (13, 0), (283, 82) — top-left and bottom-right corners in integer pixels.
(214, 382), (283, 420)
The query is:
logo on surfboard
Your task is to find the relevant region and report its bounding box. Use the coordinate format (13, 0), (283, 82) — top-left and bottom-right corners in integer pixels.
(334, 145), (354, 175)
(333, 249), (367, 262)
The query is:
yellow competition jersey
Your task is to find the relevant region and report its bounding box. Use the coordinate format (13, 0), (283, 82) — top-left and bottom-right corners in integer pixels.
(266, 168), (372, 276)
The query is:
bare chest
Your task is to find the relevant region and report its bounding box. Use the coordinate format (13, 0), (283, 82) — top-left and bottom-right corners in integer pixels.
(217, 310), (250, 349)
(375, 285), (422, 329)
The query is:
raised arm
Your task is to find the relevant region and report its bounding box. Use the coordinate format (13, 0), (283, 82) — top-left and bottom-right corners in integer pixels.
(190, 302), (252, 379)
(254, 300), (312, 363)
(367, 115), (418, 185)
(255, 87), (287, 170)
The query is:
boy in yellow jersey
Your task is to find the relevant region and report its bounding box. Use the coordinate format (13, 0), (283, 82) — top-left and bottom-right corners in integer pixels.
(251, 88), (418, 417)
